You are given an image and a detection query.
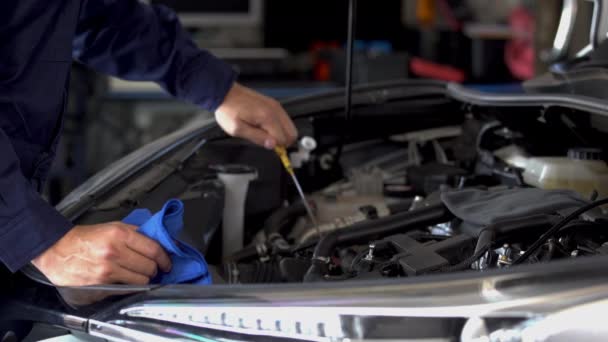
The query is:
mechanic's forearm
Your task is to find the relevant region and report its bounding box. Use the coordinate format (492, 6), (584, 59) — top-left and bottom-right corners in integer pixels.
(0, 128), (73, 272)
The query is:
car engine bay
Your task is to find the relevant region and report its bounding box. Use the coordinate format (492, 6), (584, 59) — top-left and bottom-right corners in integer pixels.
(70, 90), (608, 288)
(219, 124), (608, 285)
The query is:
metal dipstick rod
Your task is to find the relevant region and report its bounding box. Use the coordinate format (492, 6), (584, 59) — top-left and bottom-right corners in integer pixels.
(275, 147), (320, 231)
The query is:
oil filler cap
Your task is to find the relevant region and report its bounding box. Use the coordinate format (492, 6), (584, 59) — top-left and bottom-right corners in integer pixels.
(567, 148), (602, 161)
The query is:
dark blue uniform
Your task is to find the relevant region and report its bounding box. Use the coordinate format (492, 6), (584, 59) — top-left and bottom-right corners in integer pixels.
(0, 0), (237, 272)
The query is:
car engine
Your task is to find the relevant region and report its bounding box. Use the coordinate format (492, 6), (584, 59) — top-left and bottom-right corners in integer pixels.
(209, 117), (608, 284)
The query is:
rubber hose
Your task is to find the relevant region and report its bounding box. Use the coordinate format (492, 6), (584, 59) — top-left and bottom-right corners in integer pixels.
(265, 201), (307, 238)
(473, 214), (559, 260)
(226, 202), (307, 262)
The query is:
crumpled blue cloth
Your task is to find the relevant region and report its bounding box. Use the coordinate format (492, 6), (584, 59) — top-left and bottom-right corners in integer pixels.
(122, 199), (212, 285)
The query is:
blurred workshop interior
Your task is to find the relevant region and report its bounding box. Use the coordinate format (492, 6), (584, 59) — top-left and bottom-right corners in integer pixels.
(48, 0), (593, 205)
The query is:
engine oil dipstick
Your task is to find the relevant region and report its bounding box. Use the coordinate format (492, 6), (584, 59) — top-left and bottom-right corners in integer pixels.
(275, 147), (319, 229)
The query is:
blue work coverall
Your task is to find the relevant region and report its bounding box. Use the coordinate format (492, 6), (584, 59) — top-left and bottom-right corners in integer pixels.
(0, 0), (237, 272)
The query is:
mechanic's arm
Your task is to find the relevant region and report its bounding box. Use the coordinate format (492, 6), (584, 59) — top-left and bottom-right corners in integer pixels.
(0, 128), (171, 286)
(73, 0), (297, 148)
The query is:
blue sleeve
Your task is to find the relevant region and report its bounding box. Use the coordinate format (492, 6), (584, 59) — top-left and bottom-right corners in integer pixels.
(0, 128), (73, 272)
(72, 0), (238, 111)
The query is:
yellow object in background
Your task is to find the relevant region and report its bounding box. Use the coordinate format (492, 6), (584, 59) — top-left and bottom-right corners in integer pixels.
(416, 0), (437, 27)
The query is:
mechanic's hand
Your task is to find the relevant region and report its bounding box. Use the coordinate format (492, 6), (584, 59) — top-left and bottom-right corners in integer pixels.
(215, 83), (298, 149)
(31, 223), (172, 287)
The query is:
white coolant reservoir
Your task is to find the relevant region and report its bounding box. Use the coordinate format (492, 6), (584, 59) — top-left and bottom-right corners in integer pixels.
(213, 165), (258, 258)
(520, 149), (608, 199)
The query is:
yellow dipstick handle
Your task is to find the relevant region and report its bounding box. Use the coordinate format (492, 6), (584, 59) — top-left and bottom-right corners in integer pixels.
(275, 147), (294, 175)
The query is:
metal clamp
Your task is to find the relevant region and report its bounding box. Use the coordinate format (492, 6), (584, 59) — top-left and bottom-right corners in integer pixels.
(543, 0), (578, 63)
(313, 256), (331, 264)
(546, 0), (608, 61)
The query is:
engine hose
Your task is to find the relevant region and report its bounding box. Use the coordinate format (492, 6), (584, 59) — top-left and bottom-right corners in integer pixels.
(513, 198), (608, 265)
(265, 201), (307, 238)
(386, 199), (415, 214)
(441, 245), (491, 272)
(473, 214), (560, 265)
(447, 215), (579, 272)
(225, 202), (306, 263)
(304, 204), (450, 282)
(224, 244), (259, 263)
(541, 241), (556, 262)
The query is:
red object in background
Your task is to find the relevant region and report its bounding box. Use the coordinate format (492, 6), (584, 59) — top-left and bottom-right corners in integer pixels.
(410, 57), (466, 82)
(505, 7), (535, 80)
(315, 61), (332, 81)
(311, 41), (339, 81)
(437, 0), (461, 31)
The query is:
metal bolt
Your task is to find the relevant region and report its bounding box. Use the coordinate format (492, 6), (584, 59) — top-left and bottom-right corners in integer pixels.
(365, 244), (376, 261)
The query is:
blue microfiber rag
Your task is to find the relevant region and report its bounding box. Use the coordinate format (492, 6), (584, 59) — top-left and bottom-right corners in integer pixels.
(122, 199), (212, 285)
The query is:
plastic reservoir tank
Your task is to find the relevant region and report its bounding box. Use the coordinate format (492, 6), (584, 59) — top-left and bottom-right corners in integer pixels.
(212, 164), (258, 258)
(496, 147), (608, 199)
